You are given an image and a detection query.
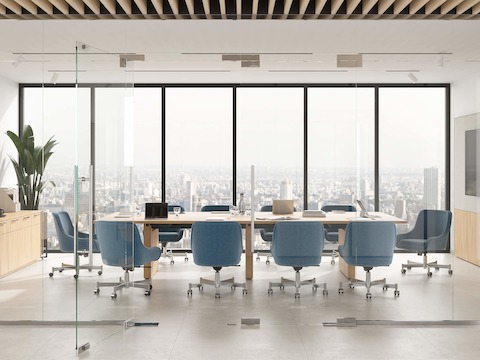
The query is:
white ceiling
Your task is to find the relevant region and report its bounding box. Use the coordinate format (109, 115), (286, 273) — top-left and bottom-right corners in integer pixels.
(1, 19), (480, 84)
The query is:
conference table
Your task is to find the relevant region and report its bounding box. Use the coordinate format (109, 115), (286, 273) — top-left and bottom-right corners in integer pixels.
(101, 211), (406, 280)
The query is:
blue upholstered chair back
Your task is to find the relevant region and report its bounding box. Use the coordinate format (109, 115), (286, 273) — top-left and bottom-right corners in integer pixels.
(95, 221), (161, 269)
(271, 221), (324, 267)
(191, 221), (243, 267)
(321, 204), (357, 213)
(53, 211), (98, 252)
(397, 209), (452, 251)
(340, 221), (396, 267)
(200, 205), (230, 212)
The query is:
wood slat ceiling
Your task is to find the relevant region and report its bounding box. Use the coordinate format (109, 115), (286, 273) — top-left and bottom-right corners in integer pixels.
(1, 0), (480, 19)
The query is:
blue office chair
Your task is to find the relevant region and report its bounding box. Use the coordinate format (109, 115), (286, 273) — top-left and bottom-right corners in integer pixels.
(256, 204), (298, 265)
(152, 205), (188, 265)
(396, 209), (453, 277)
(94, 221), (161, 299)
(268, 221), (327, 299)
(200, 205), (230, 212)
(338, 221), (399, 299)
(49, 211), (103, 278)
(321, 204), (357, 265)
(256, 205), (274, 264)
(188, 221), (247, 299)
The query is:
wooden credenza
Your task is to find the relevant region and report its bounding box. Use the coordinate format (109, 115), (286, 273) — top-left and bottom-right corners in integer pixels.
(454, 209), (480, 266)
(0, 211), (42, 278)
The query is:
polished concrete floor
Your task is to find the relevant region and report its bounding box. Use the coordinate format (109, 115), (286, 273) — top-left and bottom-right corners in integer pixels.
(1, 251), (480, 359)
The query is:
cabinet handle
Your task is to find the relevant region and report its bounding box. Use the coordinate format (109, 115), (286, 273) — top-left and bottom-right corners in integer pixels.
(23, 216), (30, 220)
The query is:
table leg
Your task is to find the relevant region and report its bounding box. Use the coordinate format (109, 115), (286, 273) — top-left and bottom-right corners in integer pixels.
(245, 223), (253, 280)
(338, 228), (356, 279)
(143, 224), (159, 279)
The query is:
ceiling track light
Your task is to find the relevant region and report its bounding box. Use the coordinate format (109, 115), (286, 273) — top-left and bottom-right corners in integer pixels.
(408, 72), (418, 84)
(437, 53), (444, 68)
(50, 72), (59, 84)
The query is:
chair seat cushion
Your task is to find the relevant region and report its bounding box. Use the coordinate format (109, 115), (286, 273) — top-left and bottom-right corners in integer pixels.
(159, 230), (184, 243)
(259, 229), (273, 242)
(396, 238), (428, 252)
(273, 256), (321, 267)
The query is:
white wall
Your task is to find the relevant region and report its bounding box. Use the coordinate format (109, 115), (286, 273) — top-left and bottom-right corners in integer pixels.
(0, 75), (19, 187)
(451, 75), (480, 214)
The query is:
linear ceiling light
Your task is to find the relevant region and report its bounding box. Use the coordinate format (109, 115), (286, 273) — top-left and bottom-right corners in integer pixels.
(408, 72), (418, 84)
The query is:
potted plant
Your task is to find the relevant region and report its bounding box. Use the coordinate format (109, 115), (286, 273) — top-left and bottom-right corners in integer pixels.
(6, 125), (58, 210)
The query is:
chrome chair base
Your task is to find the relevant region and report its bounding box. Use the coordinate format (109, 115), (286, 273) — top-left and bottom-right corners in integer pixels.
(160, 244), (189, 265)
(94, 270), (152, 299)
(255, 251), (272, 265)
(268, 268), (328, 299)
(401, 253), (452, 277)
(49, 251), (103, 278)
(187, 269), (247, 299)
(339, 269), (399, 299)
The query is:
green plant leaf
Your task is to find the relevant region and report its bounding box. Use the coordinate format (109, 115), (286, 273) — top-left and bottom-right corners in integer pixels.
(22, 148), (35, 175)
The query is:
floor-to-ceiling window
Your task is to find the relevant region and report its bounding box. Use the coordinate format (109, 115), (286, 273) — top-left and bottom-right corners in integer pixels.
(165, 87), (233, 211)
(307, 87), (375, 210)
(379, 87), (447, 232)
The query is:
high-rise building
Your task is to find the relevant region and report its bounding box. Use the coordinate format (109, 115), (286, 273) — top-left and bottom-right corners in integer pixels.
(280, 180), (293, 199)
(394, 199), (406, 219)
(423, 167), (441, 210)
(184, 180), (197, 211)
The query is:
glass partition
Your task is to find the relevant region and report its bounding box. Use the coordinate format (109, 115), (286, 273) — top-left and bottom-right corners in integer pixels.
(75, 42), (137, 352)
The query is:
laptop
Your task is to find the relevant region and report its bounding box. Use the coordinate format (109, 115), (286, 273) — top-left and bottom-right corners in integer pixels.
(356, 199), (380, 219)
(145, 202), (168, 219)
(272, 200), (294, 215)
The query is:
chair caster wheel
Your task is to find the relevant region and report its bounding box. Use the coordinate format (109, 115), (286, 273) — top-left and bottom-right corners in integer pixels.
(266, 260), (270, 265)
(73, 274), (78, 279)
(323, 290), (328, 296)
(394, 290), (400, 297)
(242, 289), (247, 295)
(268, 289), (273, 295)
(331, 260), (335, 265)
(215, 294), (220, 299)
(49, 272), (54, 277)
(427, 272), (433, 277)
(111, 293), (117, 299)
(448, 270), (453, 275)
(94, 289), (100, 295)
(145, 291), (151, 296)
(294, 293), (300, 299)
(256, 257), (260, 262)
(382, 286), (387, 291)
(187, 290), (192, 296)
(184, 257), (189, 262)
(98, 271), (102, 275)
(279, 285), (285, 290)
(366, 293), (372, 299)
(170, 260), (174, 265)
(349, 284), (355, 289)
(401, 269), (406, 274)
(149, 284), (153, 290)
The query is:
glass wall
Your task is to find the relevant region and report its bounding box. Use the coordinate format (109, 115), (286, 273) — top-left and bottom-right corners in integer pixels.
(23, 87), (91, 250)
